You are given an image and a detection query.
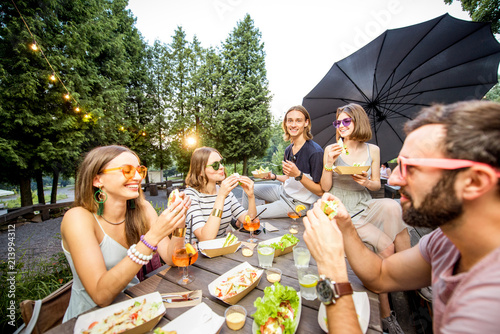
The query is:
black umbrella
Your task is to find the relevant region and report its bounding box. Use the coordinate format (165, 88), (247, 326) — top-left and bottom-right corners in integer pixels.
(303, 14), (500, 163)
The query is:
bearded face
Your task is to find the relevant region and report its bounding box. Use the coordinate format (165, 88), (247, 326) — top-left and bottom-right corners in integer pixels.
(401, 171), (464, 228)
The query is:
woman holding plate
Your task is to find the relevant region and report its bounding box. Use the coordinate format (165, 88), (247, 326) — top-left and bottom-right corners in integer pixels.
(320, 104), (410, 333)
(61, 145), (189, 321)
(183, 147), (257, 242)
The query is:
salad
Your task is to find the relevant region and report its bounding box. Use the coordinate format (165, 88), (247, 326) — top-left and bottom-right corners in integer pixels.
(215, 268), (259, 300)
(253, 283), (300, 334)
(270, 234), (299, 251)
(82, 299), (161, 334)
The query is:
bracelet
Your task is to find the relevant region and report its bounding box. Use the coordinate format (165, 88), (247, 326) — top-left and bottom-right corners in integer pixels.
(324, 164), (334, 172)
(140, 235), (158, 251)
(211, 208), (223, 218)
(272, 173), (277, 180)
(173, 227), (186, 237)
(130, 244), (153, 261)
(127, 248), (149, 266)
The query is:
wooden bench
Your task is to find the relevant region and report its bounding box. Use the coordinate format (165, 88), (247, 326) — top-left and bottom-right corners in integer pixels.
(0, 201), (74, 225)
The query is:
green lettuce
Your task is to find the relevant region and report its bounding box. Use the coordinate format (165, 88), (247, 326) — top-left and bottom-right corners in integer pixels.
(253, 282), (300, 334)
(270, 234), (299, 251)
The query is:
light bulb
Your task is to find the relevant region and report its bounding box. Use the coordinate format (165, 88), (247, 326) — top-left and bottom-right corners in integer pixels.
(64, 94), (70, 100)
(31, 43), (38, 51)
(50, 74), (56, 81)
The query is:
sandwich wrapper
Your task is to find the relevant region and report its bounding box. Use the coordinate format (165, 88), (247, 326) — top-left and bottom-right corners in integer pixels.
(73, 292), (165, 334)
(160, 302), (224, 334)
(198, 237), (241, 258)
(334, 166), (370, 175)
(208, 261), (263, 305)
(259, 236), (299, 257)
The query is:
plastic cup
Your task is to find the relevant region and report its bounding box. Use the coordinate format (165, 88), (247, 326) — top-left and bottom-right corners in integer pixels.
(225, 305), (247, 330)
(298, 267), (319, 300)
(257, 245), (275, 268)
(266, 268), (282, 283)
(289, 224), (299, 234)
(293, 246), (310, 268)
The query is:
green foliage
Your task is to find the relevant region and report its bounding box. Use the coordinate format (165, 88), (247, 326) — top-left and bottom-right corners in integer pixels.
(485, 78), (500, 102)
(0, 247), (72, 331)
(445, 0), (500, 33)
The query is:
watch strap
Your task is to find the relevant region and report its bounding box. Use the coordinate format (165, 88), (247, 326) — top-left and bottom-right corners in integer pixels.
(334, 282), (353, 297)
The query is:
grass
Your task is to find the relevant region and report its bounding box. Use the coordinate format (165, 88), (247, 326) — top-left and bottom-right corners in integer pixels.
(0, 235), (72, 333)
(0, 192), (69, 209)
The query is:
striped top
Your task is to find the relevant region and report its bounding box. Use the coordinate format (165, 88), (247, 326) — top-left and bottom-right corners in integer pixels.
(183, 186), (246, 243)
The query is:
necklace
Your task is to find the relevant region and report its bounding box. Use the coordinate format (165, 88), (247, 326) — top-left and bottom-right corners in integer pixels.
(100, 215), (125, 225)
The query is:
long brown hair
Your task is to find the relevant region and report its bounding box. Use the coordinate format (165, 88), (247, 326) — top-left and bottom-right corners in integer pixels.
(74, 145), (148, 246)
(185, 147), (224, 192)
(282, 105), (314, 141)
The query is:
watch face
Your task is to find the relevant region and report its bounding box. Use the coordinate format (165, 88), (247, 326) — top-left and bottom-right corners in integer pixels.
(317, 279), (334, 303)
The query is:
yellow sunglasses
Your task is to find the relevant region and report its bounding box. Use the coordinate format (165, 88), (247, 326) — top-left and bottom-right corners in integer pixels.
(101, 165), (148, 180)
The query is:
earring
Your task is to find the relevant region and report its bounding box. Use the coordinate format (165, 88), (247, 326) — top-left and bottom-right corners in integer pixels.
(94, 186), (107, 216)
(127, 199), (136, 209)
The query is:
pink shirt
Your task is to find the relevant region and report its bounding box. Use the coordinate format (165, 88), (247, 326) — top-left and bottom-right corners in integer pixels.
(419, 228), (500, 333)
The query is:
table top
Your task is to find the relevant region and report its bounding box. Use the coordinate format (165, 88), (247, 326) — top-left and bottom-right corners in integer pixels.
(48, 217), (382, 333)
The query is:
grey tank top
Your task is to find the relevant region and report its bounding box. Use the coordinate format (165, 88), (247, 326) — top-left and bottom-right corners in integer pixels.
(62, 214), (139, 322)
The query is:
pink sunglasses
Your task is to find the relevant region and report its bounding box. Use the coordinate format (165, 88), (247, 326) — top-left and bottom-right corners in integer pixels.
(396, 156), (500, 179)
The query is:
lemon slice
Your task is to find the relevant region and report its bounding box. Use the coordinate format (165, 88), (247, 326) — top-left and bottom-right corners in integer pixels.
(295, 204), (306, 212)
(244, 215), (251, 224)
(299, 274), (318, 288)
(258, 246), (274, 256)
(185, 243), (196, 255)
(242, 248), (253, 257)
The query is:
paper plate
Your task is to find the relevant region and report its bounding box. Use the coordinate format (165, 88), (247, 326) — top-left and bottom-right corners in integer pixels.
(317, 291), (370, 333)
(160, 302), (224, 334)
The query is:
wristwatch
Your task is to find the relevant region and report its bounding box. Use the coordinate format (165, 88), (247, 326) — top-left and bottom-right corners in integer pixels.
(295, 171), (303, 181)
(316, 275), (353, 305)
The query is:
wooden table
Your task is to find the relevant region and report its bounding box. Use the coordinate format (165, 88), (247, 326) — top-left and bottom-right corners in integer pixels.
(47, 218), (382, 333)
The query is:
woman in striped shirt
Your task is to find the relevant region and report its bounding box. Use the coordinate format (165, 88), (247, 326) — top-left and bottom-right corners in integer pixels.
(184, 147), (258, 242)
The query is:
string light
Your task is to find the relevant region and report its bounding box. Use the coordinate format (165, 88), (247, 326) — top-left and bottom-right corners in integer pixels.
(142, 132), (146, 136)
(120, 126), (125, 131)
(74, 107), (80, 112)
(11, 0), (84, 117)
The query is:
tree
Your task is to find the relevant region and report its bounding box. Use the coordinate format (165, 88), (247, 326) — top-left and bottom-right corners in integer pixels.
(0, 0), (150, 206)
(216, 14), (272, 175)
(444, 0), (500, 33)
(485, 77), (500, 102)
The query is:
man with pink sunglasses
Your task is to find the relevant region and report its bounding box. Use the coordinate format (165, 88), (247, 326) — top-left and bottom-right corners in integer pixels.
(303, 100), (500, 333)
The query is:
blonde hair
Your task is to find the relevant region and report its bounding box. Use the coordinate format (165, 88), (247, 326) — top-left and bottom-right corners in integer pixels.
(185, 147), (225, 192)
(282, 105), (313, 141)
(336, 103), (372, 142)
(74, 145), (148, 246)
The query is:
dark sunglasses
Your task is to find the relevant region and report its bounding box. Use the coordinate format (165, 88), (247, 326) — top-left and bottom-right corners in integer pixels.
(102, 165), (148, 180)
(285, 151), (297, 163)
(333, 117), (352, 128)
(206, 159), (224, 170)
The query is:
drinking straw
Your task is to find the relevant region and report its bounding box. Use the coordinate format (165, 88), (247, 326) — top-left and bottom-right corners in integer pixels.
(351, 209), (365, 219)
(251, 208), (267, 221)
(189, 215), (193, 244)
(279, 194), (297, 213)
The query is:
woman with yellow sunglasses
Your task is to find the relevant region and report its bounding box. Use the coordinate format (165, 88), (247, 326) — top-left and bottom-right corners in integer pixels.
(60, 145), (190, 321)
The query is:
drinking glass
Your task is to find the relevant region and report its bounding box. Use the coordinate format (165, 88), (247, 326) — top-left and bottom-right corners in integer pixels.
(287, 210), (301, 223)
(298, 267), (319, 300)
(257, 244), (275, 268)
(172, 240), (198, 285)
(243, 217), (260, 243)
(293, 245), (310, 269)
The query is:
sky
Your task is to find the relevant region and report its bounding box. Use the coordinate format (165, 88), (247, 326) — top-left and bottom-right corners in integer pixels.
(126, 0), (475, 118)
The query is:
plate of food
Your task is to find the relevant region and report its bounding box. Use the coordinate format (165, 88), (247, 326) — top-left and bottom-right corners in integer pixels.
(258, 234), (299, 257)
(252, 282), (301, 334)
(252, 166), (271, 179)
(317, 291), (370, 333)
(208, 262), (263, 305)
(74, 292), (165, 334)
(198, 234), (241, 258)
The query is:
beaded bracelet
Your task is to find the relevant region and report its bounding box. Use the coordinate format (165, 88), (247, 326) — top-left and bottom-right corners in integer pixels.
(130, 244), (153, 261)
(211, 208), (223, 218)
(324, 164), (334, 172)
(127, 248), (149, 266)
(140, 235), (157, 251)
